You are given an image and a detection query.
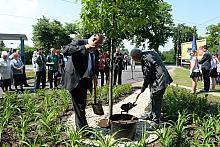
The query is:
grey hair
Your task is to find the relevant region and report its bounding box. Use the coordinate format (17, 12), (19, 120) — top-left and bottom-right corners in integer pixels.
(130, 48), (142, 57)
(1, 51), (8, 58)
(94, 34), (105, 44)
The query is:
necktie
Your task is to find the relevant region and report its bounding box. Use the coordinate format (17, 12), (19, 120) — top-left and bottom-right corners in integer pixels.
(89, 53), (95, 77)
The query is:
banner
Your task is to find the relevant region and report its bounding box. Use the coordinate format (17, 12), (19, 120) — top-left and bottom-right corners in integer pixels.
(181, 39), (206, 61)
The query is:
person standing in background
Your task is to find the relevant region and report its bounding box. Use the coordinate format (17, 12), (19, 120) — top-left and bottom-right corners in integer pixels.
(210, 53), (218, 91)
(199, 45), (212, 92)
(56, 50), (65, 86)
(189, 51), (200, 94)
(98, 49), (105, 86)
(123, 53), (128, 70)
(0, 51), (12, 92)
(16, 50), (30, 87)
(10, 53), (25, 92)
(34, 48), (47, 89)
(113, 48), (124, 85)
(104, 51), (110, 84)
(47, 48), (59, 88)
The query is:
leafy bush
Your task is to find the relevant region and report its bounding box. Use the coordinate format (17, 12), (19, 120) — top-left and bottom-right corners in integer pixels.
(162, 86), (211, 117)
(88, 84), (132, 104)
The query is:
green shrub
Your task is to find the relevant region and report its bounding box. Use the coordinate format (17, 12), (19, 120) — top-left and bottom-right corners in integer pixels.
(162, 86), (209, 117)
(88, 84), (132, 104)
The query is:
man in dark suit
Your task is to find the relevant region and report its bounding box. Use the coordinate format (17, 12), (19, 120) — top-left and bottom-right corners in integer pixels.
(113, 48), (124, 85)
(130, 49), (173, 127)
(199, 45), (212, 92)
(61, 34), (104, 130)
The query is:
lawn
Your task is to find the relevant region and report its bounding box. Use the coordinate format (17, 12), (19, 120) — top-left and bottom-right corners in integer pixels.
(171, 67), (220, 103)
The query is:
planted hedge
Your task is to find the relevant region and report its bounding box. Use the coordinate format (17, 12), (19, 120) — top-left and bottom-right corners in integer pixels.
(0, 85), (219, 146)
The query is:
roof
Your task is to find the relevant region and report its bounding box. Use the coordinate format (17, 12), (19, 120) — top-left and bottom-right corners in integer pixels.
(0, 33), (28, 40)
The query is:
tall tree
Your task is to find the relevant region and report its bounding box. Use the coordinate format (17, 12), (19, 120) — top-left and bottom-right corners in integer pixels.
(206, 23), (220, 53)
(80, 0), (160, 116)
(172, 24), (195, 64)
(32, 16), (71, 53)
(173, 24), (195, 49)
(64, 22), (78, 35)
(133, 2), (174, 52)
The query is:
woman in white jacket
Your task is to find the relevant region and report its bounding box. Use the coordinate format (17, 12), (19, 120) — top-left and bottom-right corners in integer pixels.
(0, 51), (12, 92)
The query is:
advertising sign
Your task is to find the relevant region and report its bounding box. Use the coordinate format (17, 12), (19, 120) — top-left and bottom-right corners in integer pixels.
(181, 39), (206, 63)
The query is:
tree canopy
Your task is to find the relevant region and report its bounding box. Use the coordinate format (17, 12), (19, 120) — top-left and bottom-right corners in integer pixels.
(80, 0), (161, 50)
(133, 2), (174, 52)
(206, 23), (220, 54)
(32, 16), (73, 53)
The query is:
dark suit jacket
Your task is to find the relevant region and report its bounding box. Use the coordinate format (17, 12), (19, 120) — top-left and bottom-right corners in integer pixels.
(61, 39), (99, 92)
(113, 52), (124, 70)
(199, 51), (211, 70)
(140, 51), (173, 93)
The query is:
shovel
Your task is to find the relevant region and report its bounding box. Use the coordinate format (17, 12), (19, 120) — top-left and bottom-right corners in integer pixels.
(91, 78), (104, 115)
(120, 92), (141, 113)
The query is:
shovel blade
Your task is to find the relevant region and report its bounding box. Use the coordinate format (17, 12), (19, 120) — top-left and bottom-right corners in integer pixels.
(92, 103), (104, 115)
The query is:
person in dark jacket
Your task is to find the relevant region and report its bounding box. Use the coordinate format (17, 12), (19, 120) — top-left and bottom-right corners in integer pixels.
(199, 45), (212, 92)
(113, 48), (124, 85)
(61, 34), (104, 130)
(130, 49), (173, 127)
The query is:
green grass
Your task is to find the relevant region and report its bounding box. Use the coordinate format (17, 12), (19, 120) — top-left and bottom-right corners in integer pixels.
(171, 67), (220, 103)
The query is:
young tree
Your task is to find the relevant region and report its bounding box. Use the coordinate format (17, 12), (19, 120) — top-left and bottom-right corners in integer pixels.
(80, 0), (161, 116)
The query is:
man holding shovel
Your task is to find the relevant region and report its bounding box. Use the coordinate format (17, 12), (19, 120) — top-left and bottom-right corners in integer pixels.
(130, 49), (173, 128)
(61, 34), (104, 130)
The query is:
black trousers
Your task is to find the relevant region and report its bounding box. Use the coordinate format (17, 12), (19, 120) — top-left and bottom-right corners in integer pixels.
(35, 70), (46, 89)
(70, 78), (90, 130)
(149, 88), (166, 123)
(99, 70), (105, 86)
(48, 70), (58, 88)
(202, 68), (210, 91)
(104, 68), (109, 83)
(113, 67), (122, 85)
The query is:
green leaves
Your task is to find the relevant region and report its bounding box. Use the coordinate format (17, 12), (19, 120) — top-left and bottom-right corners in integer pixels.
(80, 0), (161, 41)
(32, 16), (72, 52)
(206, 23), (220, 53)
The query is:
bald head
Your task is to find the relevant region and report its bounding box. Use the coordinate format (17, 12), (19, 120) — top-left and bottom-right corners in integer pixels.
(130, 49), (142, 61)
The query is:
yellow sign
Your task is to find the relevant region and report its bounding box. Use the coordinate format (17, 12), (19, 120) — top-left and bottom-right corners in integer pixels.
(181, 39), (206, 61)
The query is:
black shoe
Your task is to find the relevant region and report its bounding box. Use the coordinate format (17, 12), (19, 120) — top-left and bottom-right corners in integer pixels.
(199, 89), (209, 92)
(142, 115), (153, 121)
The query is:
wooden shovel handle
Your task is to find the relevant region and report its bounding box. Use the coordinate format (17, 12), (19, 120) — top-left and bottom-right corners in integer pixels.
(134, 93), (141, 104)
(93, 78), (97, 104)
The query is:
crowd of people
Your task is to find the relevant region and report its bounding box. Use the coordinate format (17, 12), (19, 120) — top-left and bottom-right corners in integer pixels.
(0, 43), (130, 94)
(190, 45), (220, 93)
(0, 49), (30, 93)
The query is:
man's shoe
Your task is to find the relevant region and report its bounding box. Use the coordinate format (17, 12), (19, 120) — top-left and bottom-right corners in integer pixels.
(142, 116), (152, 121)
(199, 89), (209, 92)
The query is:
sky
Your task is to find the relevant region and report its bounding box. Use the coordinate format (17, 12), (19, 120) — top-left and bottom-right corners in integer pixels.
(1, 0), (220, 52)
